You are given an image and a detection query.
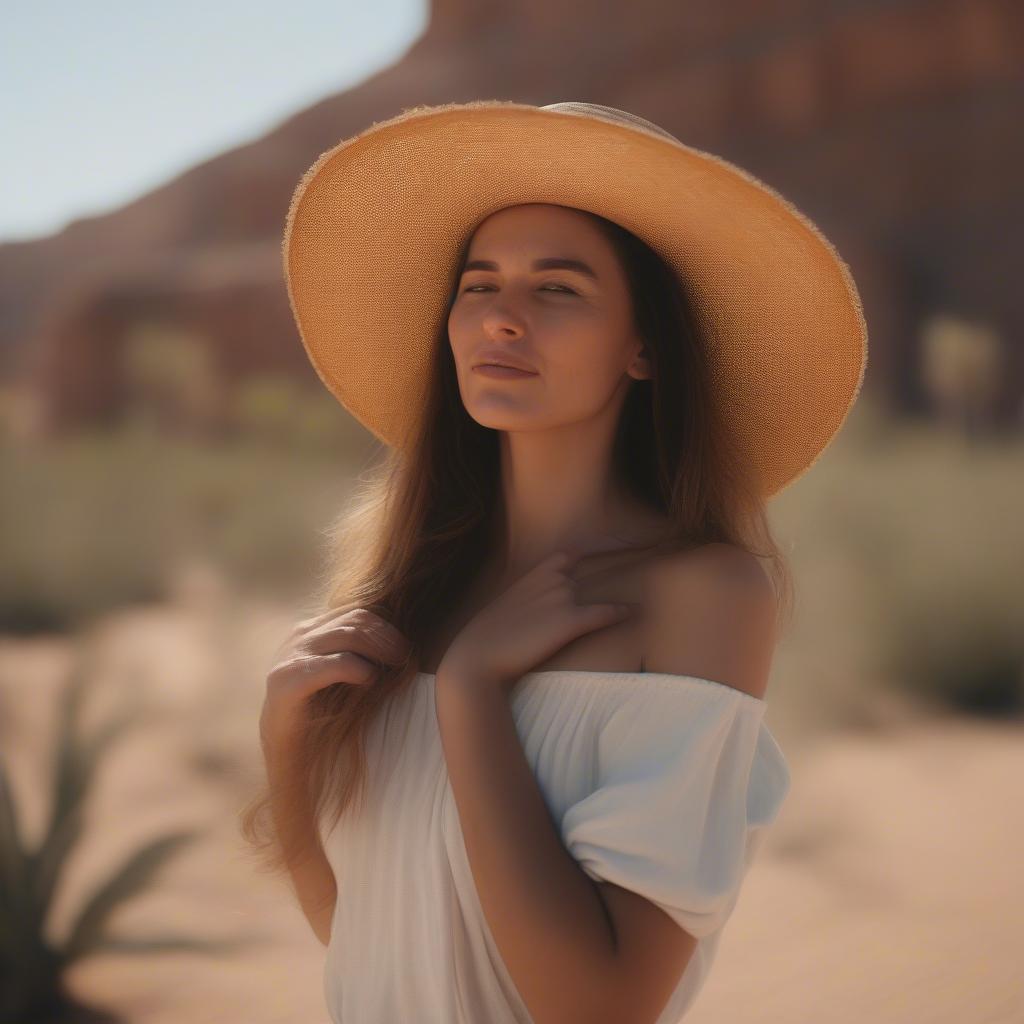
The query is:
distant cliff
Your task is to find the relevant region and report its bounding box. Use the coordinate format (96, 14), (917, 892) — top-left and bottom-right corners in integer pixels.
(1, 0), (1020, 434)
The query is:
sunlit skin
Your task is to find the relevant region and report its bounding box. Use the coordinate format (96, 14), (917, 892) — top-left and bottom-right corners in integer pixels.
(243, 199), (780, 1019)
(447, 202), (659, 587)
(263, 194), (780, 1020)
(433, 203), (741, 1023)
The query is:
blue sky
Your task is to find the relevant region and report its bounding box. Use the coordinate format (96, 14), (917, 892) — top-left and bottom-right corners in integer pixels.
(1, 1), (425, 243)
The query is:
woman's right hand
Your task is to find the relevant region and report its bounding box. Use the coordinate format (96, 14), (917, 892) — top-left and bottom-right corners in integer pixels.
(260, 606), (412, 759)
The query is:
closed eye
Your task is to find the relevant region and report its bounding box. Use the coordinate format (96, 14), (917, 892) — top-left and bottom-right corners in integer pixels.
(462, 283), (578, 295)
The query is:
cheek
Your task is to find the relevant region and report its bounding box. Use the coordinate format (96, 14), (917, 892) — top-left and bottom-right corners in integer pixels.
(559, 360), (621, 408)
(549, 324), (632, 385)
(447, 306), (470, 352)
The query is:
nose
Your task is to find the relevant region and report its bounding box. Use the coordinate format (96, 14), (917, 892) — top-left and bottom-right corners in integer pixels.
(481, 303), (526, 340)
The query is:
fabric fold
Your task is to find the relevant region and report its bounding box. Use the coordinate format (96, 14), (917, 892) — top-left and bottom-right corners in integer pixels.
(320, 670), (791, 1024)
(559, 681), (789, 943)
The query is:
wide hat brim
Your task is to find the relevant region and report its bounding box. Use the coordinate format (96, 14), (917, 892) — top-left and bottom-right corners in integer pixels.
(282, 99), (868, 498)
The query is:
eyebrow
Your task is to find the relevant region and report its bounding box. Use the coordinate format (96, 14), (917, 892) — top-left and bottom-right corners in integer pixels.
(461, 256), (600, 282)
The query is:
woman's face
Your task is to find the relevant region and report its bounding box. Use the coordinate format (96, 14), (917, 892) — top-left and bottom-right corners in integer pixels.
(447, 203), (650, 434)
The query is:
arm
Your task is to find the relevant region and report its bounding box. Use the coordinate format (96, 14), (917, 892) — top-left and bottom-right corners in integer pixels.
(435, 675), (693, 1024)
(434, 543), (778, 1024)
(256, 604), (414, 948)
(435, 677), (621, 1024)
(264, 741), (338, 947)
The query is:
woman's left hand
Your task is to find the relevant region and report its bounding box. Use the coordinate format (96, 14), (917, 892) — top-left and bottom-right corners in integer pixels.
(436, 549), (634, 694)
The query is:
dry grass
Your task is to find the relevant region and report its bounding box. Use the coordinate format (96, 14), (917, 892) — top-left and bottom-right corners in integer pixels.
(0, 421), (376, 633)
(2, 396), (1022, 1022)
(3, 395), (1022, 723)
(767, 394), (1024, 740)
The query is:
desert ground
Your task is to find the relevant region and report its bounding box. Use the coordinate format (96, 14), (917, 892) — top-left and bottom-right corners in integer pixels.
(2, 557), (1020, 1024)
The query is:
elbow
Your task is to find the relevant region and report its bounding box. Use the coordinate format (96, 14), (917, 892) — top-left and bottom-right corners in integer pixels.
(313, 915), (331, 946)
(525, 964), (633, 1024)
(560, 1003), (648, 1024)
(553, 974), (654, 1024)
(304, 900), (335, 947)
(562, 950), (686, 1024)
(571, 997), (667, 1024)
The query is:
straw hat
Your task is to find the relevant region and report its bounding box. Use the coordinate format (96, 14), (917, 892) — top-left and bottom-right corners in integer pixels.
(282, 99), (868, 498)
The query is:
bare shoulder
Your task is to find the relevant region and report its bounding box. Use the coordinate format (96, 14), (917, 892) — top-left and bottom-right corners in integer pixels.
(645, 541), (775, 596)
(639, 542), (778, 700)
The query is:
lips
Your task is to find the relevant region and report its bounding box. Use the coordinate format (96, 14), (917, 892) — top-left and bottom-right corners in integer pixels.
(472, 350), (537, 373)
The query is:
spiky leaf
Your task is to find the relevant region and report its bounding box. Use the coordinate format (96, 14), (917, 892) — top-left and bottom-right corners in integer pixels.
(28, 706), (143, 915)
(0, 757), (33, 952)
(0, 756), (27, 891)
(62, 830), (199, 963)
(92, 932), (266, 955)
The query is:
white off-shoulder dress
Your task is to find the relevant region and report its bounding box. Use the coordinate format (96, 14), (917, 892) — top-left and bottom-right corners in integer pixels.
(317, 669), (791, 1024)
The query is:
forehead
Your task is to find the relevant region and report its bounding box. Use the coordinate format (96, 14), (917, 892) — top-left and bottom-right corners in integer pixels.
(466, 203), (610, 255)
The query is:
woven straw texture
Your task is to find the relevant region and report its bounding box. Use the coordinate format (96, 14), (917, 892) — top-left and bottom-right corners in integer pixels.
(283, 99), (868, 498)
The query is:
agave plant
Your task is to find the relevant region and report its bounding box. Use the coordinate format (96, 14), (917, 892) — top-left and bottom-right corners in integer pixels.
(0, 637), (258, 1023)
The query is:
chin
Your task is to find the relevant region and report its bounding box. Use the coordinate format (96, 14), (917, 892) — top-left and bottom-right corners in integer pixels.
(465, 408), (541, 432)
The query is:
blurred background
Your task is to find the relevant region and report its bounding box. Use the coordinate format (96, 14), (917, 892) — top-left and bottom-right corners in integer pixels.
(1, 1), (1021, 1022)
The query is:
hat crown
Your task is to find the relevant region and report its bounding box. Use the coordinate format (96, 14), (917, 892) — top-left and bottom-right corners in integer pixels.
(283, 99), (868, 498)
(540, 101), (682, 146)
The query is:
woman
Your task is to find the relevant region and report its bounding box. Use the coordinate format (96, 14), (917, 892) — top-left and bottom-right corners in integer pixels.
(241, 100), (867, 1023)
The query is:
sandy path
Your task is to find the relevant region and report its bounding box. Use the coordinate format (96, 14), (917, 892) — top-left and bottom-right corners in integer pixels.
(1, 589), (1021, 1023)
(692, 716), (1023, 1024)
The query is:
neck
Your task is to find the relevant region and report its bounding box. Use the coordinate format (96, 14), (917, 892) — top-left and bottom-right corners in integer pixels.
(489, 420), (662, 581)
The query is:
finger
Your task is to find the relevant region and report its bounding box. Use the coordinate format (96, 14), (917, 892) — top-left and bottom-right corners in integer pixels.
(525, 549), (587, 589)
(281, 650), (380, 701)
(568, 545), (661, 584)
(552, 547), (590, 571)
(289, 605), (350, 638)
(535, 549), (588, 573)
(503, 550), (575, 602)
(319, 610), (410, 655)
(503, 549), (593, 607)
(301, 605), (409, 651)
(578, 600), (635, 627)
(303, 621), (410, 666)
(292, 605), (405, 645)
(535, 560), (587, 600)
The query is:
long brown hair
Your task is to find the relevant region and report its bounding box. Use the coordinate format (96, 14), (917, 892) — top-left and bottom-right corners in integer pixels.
(238, 206), (794, 874)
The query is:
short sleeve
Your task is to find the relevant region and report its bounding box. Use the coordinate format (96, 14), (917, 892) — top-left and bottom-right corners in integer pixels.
(560, 683), (790, 942)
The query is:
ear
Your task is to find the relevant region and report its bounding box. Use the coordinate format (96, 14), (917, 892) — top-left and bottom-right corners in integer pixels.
(627, 339), (653, 382)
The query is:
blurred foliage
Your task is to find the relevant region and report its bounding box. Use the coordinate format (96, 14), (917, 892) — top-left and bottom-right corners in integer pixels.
(230, 373), (358, 452)
(120, 323), (221, 438)
(2, 390), (1022, 716)
(0, 640), (255, 1023)
(771, 394), (1024, 717)
(118, 322), (361, 453)
(919, 312), (1006, 440)
(0, 423), (375, 633)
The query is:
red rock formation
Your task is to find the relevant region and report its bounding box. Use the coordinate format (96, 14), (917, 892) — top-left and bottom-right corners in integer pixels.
(1, 0), (1020, 436)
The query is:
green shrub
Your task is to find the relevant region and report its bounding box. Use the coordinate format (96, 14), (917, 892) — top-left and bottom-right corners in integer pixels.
(0, 428), (373, 632)
(771, 397), (1024, 717)
(0, 639), (254, 1023)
